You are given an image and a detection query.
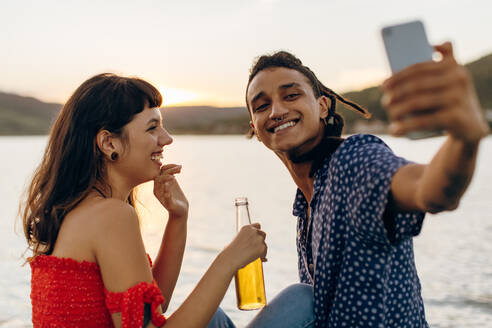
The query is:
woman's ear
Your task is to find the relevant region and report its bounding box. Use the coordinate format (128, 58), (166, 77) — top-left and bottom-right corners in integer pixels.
(96, 129), (119, 160)
(318, 96), (330, 120)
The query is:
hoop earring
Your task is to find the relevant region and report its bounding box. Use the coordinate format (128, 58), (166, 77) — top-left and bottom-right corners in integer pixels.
(111, 152), (118, 161)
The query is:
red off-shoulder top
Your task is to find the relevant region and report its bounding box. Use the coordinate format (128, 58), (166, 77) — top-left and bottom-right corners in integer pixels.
(30, 254), (167, 327)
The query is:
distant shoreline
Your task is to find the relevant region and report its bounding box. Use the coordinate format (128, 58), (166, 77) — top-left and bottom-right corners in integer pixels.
(1, 53), (491, 136)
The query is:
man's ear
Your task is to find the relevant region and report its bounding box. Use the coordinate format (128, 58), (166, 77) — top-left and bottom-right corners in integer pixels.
(250, 121), (262, 142)
(96, 129), (119, 159)
(318, 96), (330, 120)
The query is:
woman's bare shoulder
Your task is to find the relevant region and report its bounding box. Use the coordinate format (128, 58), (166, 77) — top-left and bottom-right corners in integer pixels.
(82, 198), (141, 247)
(89, 198), (138, 223)
(53, 197), (140, 261)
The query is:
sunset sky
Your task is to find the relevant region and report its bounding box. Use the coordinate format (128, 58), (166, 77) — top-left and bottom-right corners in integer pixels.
(1, 0), (491, 107)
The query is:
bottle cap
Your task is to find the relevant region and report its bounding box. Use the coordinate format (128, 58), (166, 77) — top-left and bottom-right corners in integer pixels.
(234, 197), (248, 206)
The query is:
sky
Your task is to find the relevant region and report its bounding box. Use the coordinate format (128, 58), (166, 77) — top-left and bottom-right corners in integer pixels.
(1, 0), (491, 107)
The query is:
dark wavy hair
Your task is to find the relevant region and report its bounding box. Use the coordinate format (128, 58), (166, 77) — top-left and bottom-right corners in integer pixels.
(21, 73), (162, 257)
(245, 51), (371, 138)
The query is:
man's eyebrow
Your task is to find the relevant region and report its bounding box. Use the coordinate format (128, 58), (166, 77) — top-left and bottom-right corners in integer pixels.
(251, 91), (266, 105)
(279, 82), (300, 90)
(250, 82), (301, 105)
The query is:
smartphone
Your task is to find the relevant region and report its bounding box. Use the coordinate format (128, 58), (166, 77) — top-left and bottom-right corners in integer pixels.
(381, 20), (442, 139)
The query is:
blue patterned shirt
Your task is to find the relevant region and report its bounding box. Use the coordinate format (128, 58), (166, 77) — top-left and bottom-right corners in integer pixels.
(294, 134), (428, 328)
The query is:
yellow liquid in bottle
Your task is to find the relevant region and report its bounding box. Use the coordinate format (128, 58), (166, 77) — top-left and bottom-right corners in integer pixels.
(234, 258), (266, 310)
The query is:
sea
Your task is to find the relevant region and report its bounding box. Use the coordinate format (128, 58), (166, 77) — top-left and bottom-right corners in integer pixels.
(1, 135), (491, 327)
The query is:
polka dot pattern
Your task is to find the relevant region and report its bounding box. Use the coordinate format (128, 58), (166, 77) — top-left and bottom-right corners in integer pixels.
(293, 134), (427, 327)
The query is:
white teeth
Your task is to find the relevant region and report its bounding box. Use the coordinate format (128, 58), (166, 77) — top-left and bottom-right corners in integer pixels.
(274, 121), (296, 133)
(151, 154), (163, 161)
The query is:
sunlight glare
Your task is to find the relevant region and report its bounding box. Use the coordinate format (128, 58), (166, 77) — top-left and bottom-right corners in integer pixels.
(158, 86), (198, 106)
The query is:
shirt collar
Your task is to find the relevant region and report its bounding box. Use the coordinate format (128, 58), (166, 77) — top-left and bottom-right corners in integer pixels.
(292, 156), (332, 218)
(292, 188), (308, 218)
(291, 137), (346, 219)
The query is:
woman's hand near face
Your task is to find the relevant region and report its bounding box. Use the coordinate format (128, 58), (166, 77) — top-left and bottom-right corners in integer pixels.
(382, 42), (490, 144)
(221, 223), (268, 271)
(153, 164), (189, 220)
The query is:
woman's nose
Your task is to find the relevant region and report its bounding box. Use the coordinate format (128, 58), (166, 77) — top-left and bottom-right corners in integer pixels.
(159, 128), (173, 146)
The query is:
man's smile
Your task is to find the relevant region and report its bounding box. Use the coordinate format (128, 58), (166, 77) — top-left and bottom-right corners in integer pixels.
(268, 118), (300, 133)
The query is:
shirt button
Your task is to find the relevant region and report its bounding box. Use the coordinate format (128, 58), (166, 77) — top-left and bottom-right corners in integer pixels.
(297, 230), (301, 239)
(308, 264), (314, 271)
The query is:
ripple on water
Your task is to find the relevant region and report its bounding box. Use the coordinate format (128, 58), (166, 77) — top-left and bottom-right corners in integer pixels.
(429, 295), (492, 310)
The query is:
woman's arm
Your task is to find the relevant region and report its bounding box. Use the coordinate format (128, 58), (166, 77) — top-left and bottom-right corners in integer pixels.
(165, 223), (267, 328)
(152, 218), (187, 313)
(93, 199), (161, 328)
(382, 42), (490, 213)
(151, 164), (189, 312)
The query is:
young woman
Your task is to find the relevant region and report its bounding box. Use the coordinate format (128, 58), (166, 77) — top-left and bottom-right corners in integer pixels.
(245, 43), (489, 327)
(22, 73), (314, 328)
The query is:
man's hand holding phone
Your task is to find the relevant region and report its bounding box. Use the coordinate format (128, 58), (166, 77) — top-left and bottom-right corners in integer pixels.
(381, 41), (489, 144)
(380, 20), (489, 142)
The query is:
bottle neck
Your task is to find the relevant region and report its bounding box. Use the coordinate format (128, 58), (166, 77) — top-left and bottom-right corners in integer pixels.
(236, 204), (251, 232)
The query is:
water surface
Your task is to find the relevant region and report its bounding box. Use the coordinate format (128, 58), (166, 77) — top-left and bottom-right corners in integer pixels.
(1, 135), (491, 327)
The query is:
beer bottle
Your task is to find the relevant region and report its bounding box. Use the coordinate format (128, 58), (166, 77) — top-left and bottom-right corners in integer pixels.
(234, 197), (267, 310)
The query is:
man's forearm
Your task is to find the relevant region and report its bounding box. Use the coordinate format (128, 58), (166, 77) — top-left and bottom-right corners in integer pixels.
(417, 135), (480, 213)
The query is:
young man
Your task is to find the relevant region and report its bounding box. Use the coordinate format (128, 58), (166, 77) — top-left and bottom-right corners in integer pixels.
(245, 43), (489, 327)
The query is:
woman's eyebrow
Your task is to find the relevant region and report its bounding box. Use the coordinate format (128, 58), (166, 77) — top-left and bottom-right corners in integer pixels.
(146, 118), (160, 125)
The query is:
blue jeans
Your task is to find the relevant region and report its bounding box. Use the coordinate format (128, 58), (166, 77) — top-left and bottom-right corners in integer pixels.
(207, 283), (314, 328)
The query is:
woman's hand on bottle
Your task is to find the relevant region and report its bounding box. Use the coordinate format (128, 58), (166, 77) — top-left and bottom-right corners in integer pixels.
(382, 42), (490, 144)
(223, 223), (267, 270)
(153, 164), (189, 220)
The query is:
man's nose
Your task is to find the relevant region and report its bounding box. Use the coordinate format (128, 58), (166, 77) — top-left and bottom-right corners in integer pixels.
(269, 101), (288, 120)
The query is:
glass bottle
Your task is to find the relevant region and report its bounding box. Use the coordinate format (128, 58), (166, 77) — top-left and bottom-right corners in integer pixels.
(233, 197), (267, 310)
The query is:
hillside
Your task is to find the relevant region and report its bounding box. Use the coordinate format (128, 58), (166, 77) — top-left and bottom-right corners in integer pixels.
(0, 53), (491, 135)
(0, 92), (61, 135)
(341, 53), (492, 133)
(0, 91), (250, 136)
(162, 106), (250, 135)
